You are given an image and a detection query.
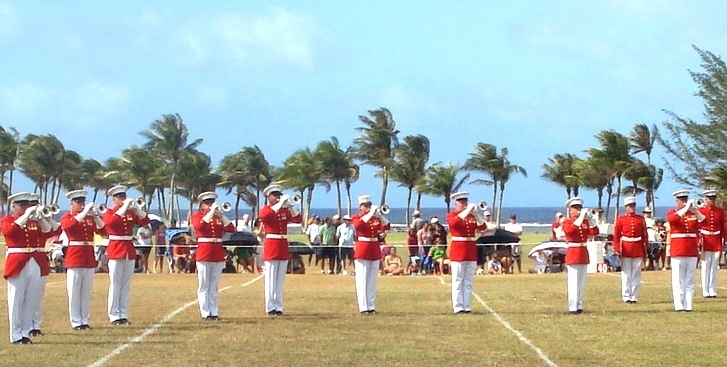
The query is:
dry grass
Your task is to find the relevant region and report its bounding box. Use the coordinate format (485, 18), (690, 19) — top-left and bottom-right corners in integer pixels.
(3, 232), (727, 366)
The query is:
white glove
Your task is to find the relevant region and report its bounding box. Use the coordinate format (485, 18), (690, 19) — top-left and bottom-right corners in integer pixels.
(379, 215), (390, 226)
(220, 214), (232, 226)
(279, 194), (292, 208)
(289, 205), (300, 217)
(14, 206), (36, 227)
(458, 203), (477, 220)
(75, 202), (94, 222)
(271, 198), (285, 213)
(45, 217), (60, 232)
(694, 210), (706, 222)
(474, 211), (486, 226)
(676, 203), (690, 217)
(362, 205), (378, 223)
(202, 205), (217, 223)
(38, 218), (51, 232)
(573, 208), (588, 227)
(132, 201), (147, 219)
(116, 198), (133, 216)
(94, 215), (105, 229)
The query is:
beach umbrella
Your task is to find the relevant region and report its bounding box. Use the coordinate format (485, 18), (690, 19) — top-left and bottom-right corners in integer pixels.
(528, 241), (568, 257)
(476, 229), (520, 244)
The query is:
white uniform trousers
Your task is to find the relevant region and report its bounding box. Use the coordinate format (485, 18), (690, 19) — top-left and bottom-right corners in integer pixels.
(108, 259), (135, 321)
(354, 259), (379, 312)
(450, 261), (476, 313)
(197, 261), (224, 318)
(67, 267), (95, 327)
(32, 275), (47, 330)
(671, 256), (697, 311)
(566, 264), (588, 312)
(7, 258), (43, 342)
(264, 260), (288, 313)
(620, 257), (643, 302)
(701, 251), (720, 297)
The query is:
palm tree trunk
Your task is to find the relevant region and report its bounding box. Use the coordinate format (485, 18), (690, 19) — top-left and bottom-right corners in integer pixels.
(491, 183), (497, 216)
(416, 192), (422, 211)
(6, 169), (14, 212)
(497, 185), (505, 227)
(380, 170), (389, 206)
(335, 181), (342, 216)
(169, 169), (176, 221)
(614, 176), (623, 219)
(405, 187), (413, 227)
(305, 187), (314, 231)
(345, 186), (352, 216)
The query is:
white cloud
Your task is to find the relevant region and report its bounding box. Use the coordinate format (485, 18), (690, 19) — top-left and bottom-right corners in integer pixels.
(0, 83), (47, 116)
(0, 1), (18, 40)
(69, 83), (130, 116)
(194, 86), (229, 108)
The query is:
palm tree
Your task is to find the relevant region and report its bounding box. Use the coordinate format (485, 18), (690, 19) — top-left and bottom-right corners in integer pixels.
(176, 149), (220, 221)
(343, 164), (359, 216)
(629, 123), (660, 209)
(278, 147), (322, 228)
(418, 162), (470, 212)
(238, 146), (273, 216)
(140, 114), (203, 223)
(390, 134), (430, 225)
(574, 156), (610, 210)
(118, 146), (166, 209)
(352, 107), (400, 206)
(587, 130), (632, 219)
(464, 143), (498, 212)
(315, 137), (356, 216)
(491, 148), (527, 226)
(18, 134), (75, 204)
(78, 159), (113, 203)
(541, 153), (582, 199)
(0, 126), (21, 213)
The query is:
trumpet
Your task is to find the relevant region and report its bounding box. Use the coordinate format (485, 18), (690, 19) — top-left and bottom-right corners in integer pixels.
(220, 202), (232, 213)
(135, 197), (146, 208)
(380, 204), (390, 215)
(39, 204), (61, 218)
(695, 199), (706, 208)
(97, 204), (108, 214)
(478, 201), (488, 211)
(292, 195), (302, 204)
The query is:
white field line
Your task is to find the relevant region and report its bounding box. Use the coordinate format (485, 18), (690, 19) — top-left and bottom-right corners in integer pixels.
(604, 270), (727, 290)
(437, 276), (558, 367)
(88, 275), (263, 367)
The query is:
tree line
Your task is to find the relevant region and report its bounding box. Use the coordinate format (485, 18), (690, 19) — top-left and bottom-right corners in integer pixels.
(0, 46), (724, 227)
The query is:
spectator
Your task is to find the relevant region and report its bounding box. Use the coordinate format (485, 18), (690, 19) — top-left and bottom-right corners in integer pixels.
(318, 217), (337, 274)
(487, 254), (504, 275)
(153, 223), (167, 273)
(136, 224), (153, 274)
(237, 213), (252, 233)
(336, 215), (355, 275)
(529, 249), (551, 274)
(551, 212), (564, 241)
(417, 222), (433, 274)
(428, 239), (449, 275)
(407, 257), (420, 275)
(429, 216), (448, 247)
(288, 253), (306, 274)
(252, 218), (265, 274)
(172, 233), (192, 273)
(383, 247), (404, 275)
(305, 216), (322, 266)
(503, 214), (524, 273)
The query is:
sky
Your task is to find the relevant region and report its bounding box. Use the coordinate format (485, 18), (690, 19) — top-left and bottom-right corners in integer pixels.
(1, 1), (726, 209)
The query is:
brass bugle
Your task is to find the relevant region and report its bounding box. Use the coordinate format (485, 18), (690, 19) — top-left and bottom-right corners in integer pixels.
(478, 201), (488, 211)
(97, 204), (108, 214)
(39, 204), (60, 217)
(220, 202), (232, 212)
(588, 208), (599, 216)
(380, 204), (390, 215)
(695, 198), (706, 208)
(292, 195), (302, 203)
(135, 197), (146, 208)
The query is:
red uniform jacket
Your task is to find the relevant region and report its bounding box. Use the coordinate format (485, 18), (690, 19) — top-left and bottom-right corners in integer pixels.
(259, 205), (302, 261)
(102, 205), (150, 260)
(562, 217), (599, 265)
(61, 211), (106, 268)
(191, 210), (235, 262)
(352, 213), (390, 260)
(447, 210), (487, 262)
(698, 205), (726, 252)
(667, 208), (699, 257)
(1, 215), (53, 278)
(612, 213), (648, 258)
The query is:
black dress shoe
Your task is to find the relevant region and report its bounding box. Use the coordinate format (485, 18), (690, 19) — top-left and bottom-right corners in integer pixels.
(29, 329), (42, 337)
(274, 311), (284, 316)
(73, 325), (83, 331)
(568, 311), (578, 315)
(455, 310), (466, 314)
(464, 310), (472, 314)
(576, 309), (584, 314)
(111, 319), (124, 326)
(11, 338), (32, 345)
(81, 324), (92, 330)
(367, 310), (376, 315)
(204, 315), (219, 321)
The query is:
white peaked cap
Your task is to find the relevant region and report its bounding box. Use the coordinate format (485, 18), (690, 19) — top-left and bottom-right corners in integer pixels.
(107, 185), (128, 197)
(450, 191), (469, 201)
(7, 192), (33, 203)
(565, 197), (584, 207)
(263, 184), (283, 197)
(703, 189), (718, 197)
(623, 196), (636, 206)
(66, 190), (88, 200)
(672, 189), (690, 198)
(358, 194), (372, 205)
(197, 191), (218, 202)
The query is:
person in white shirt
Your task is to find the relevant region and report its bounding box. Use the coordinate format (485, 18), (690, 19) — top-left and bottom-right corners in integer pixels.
(136, 224), (153, 274)
(236, 214), (252, 233)
(336, 215), (356, 275)
(305, 217), (322, 266)
(529, 249), (550, 274)
(503, 215), (524, 273)
(487, 254), (503, 275)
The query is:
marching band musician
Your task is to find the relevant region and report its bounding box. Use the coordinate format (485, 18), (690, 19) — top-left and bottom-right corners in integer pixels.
(351, 194), (390, 314)
(612, 196), (648, 304)
(446, 192), (487, 314)
(28, 192), (61, 337)
(698, 189), (725, 298)
(1, 192), (56, 344)
(101, 185), (149, 325)
(667, 189), (704, 312)
(259, 184), (302, 316)
(191, 191), (235, 320)
(61, 190), (106, 330)
(562, 197), (599, 314)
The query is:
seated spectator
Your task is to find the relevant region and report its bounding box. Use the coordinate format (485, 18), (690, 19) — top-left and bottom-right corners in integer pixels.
(95, 237), (109, 273)
(288, 253), (306, 274)
(172, 234), (193, 273)
(428, 240), (449, 275)
(234, 246), (255, 274)
(487, 254), (504, 275)
(529, 249), (551, 274)
(407, 256), (420, 275)
(383, 247), (404, 276)
(603, 239), (621, 272)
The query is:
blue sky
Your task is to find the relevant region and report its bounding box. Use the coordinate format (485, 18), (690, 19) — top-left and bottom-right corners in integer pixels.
(1, 1), (725, 209)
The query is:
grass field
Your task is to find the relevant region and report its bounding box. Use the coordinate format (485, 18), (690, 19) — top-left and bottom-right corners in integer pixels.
(3, 232), (727, 366)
